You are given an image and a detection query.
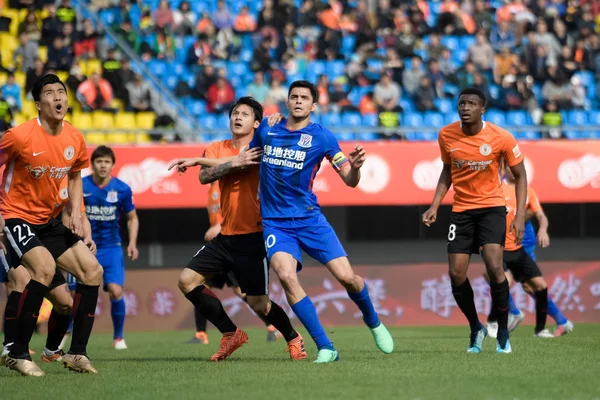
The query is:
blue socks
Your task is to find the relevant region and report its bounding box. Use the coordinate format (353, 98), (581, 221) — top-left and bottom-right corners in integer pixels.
(508, 293), (520, 316)
(291, 296), (333, 350)
(348, 284), (380, 329)
(111, 298), (126, 339)
(545, 296), (568, 325)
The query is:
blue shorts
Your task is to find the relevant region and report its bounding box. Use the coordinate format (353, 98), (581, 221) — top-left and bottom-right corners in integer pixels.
(524, 244), (537, 262)
(262, 214), (347, 270)
(67, 246), (125, 291)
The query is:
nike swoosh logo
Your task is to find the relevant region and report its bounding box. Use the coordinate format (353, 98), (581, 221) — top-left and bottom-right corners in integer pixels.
(83, 193), (92, 197)
(33, 151), (45, 156)
(22, 237), (34, 246)
(87, 313), (96, 318)
(449, 148), (461, 152)
(267, 131), (277, 136)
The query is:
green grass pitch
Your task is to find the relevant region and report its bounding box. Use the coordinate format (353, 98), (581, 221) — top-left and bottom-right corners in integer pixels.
(2, 324), (599, 400)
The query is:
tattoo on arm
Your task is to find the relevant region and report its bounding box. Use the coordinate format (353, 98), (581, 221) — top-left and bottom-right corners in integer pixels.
(200, 161), (234, 184)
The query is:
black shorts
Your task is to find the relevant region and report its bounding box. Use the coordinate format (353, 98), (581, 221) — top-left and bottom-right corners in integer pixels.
(503, 247), (542, 283)
(3, 218), (81, 268)
(185, 232), (268, 296)
(447, 206), (507, 254)
(206, 271), (239, 290)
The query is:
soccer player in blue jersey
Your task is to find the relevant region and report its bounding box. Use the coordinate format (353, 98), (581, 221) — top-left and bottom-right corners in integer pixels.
(80, 145), (139, 349)
(248, 81), (394, 363)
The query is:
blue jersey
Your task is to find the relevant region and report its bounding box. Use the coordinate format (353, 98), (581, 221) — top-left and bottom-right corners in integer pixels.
(522, 221), (536, 248)
(83, 175), (135, 248)
(249, 118), (348, 219)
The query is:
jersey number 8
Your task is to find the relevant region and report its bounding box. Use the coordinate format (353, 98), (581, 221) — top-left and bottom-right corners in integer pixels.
(448, 224), (457, 241)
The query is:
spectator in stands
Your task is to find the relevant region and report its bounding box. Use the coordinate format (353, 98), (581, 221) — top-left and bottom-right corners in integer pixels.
(263, 94), (279, 115)
(74, 19), (99, 59)
(0, 90), (13, 132)
(329, 79), (357, 113)
(533, 19), (561, 59)
(102, 48), (122, 92)
(154, 0), (175, 59)
(66, 63), (86, 94)
(494, 46), (518, 84)
(427, 59), (445, 87)
(2, 73), (21, 113)
(573, 38), (593, 70)
(316, 74), (331, 113)
(394, 22), (417, 59)
(13, 31), (38, 72)
(245, 71), (269, 104)
(206, 76), (235, 113)
(277, 22), (297, 61)
(559, 45), (579, 77)
(473, 0), (493, 31)
(297, 0), (319, 40)
(25, 57), (45, 96)
(374, 71), (402, 113)
(18, 10), (41, 43)
(42, 6), (62, 46)
(47, 36), (73, 71)
(542, 64), (572, 109)
(383, 48), (404, 84)
(252, 37), (273, 72)
(376, 0), (395, 33)
(191, 63), (215, 100)
(76, 72), (114, 112)
(438, 47), (457, 83)
(553, 19), (574, 49)
(213, 0), (234, 30)
(426, 33), (445, 60)
(233, 5), (257, 33)
(117, 58), (136, 100)
(468, 30), (494, 71)
(317, 28), (342, 60)
(541, 101), (563, 138)
(173, 0), (197, 36)
(61, 22), (76, 51)
(126, 73), (153, 113)
(358, 91), (378, 115)
(457, 60), (477, 89)
(415, 76), (437, 112)
(568, 75), (586, 109)
(402, 55), (425, 95)
(490, 20), (516, 52)
(267, 76), (288, 110)
(57, 0), (77, 26)
(185, 33), (210, 67)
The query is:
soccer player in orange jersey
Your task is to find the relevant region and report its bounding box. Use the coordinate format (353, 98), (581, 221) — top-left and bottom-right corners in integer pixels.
(422, 88), (527, 354)
(171, 97), (306, 361)
(0, 74), (103, 376)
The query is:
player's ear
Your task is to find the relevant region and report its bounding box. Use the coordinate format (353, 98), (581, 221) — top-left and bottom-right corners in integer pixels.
(253, 120), (260, 129)
(311, 102), (317, 112)
(34, 101), (41, 112)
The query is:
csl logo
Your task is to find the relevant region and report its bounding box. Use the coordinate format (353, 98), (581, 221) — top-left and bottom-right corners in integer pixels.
(558, 154), (600, 189)
(117, 158), (181, 195)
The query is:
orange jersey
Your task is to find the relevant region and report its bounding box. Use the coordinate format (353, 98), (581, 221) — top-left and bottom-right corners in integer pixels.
(504, 185), (541, 251)
(204, 140), (261, 236)
(438, 121), (523, 212)
(0, 118), (89, 224)
(207, 181), (223, 226)
(51, 176), (86, 218)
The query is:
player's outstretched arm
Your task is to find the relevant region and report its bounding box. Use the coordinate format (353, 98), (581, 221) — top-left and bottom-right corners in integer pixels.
(422, 163), (452, 227)
(338, 145), (366, 187)
(509, 161), (528, 245)
(168, 156), (233, 174)
(199, 147), (262, 184)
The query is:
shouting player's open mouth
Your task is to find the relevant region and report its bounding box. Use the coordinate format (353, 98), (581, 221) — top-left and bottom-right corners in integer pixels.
(54, 103), (64, 113)
(460, 112), (471, 122)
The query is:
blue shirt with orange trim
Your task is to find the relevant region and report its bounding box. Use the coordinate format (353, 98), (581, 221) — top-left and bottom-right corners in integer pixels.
(250, 118), (348, 219)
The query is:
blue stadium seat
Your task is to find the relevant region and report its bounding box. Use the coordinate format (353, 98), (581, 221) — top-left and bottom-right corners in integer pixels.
(489, 84), (501, 101)
(434, 98), (452, 113)
(188, 100), (206, 115)
(168, 62), (186, 77)
(440, 35), (459, 51)
(341, 35), (356, 55)
(341, 112), (362, 128)
(335, 132), (355, 141)
(460, 36), (476, 50)
(326, 60), (346, 78)
(362, 114), (379, 127)
(588, 110), (600, 125)
(404, 112), (424, 127)
(199, 115), (217, 130)
(444, 112), (459, 124)
(216, 114), (230, 129)
(564, 130), (590, 139)
(320, 113), (342, 127)
(568, 110), (588, 125)
(227, 62), (248, 77)
(423, 112), (444, 127)
(506, 110), (529, 126)
(515, 131), (542, 140)
(366, 58), (384, 72)
(405, 131), (437, 141)
(240, 49), (253, 62)
(307, 61), (326, 78)
(165, 75), (178, 90)
(399, 98), (414, 113)
(347, 89), (360, 106)
(575, 71), (594, 88)
(148, 60), (167, 77)
(485, 109), (506, 125)
(356, 132), (379, 141)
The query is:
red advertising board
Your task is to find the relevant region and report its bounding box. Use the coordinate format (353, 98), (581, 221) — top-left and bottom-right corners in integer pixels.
(84, 141), (600, 208)
(2, 262), (597, 334)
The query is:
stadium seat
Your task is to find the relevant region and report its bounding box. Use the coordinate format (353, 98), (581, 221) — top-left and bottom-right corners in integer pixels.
(199, 115), (217, 130)
(404, 112), (424, 128)
(148, 60), (168, 77)
(440, 35), (459, 51)
(485, 109), (506, 125)
(361, 113), (379, 127)
(341, 112), (362, 128)
(227, 62), (248, 77)
(515, 131), (542, 140)
(115, 112), (136, 129)
(320, 113), (342, 127)
(216, 113), (230, 129)
(588, 110), (600, 125)
(13, 113), (27, 126)
(489, 84), (501, 101)
(106, 131), (134, 144)
(326, 60), (345, 78)
(22, 100), (37, 119)
(459, 36), (476, 50)
(433, 98), (452, 114)
(72, 112), (93, 130)
(85, 131), (106, 145)
(399, 98), (414, 113)
(136, 111), (156, 130)
(341, 35), (356, 55)
(86, 59), (102, 75)
(356, 132), (379, 141)
(567, 110), (588, 125)
(423, 112), (444, 127)
(506, 110), (529, 126)
(92, 111), (114, 130)
(444, 112), (459, 124)
(564, 130), (590, 140)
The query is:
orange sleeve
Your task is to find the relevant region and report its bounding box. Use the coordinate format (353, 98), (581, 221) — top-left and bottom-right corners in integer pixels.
(204, 142), (219, 159)
(207, 182), (222, 226)
(501, 132), (523, 167)
(527, 187), (542, 214)
(438, 131), (451, 164)
(71, 131), (89, 172)
(0, 129), (20, 166)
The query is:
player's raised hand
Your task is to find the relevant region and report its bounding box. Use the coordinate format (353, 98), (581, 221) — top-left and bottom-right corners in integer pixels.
(537, 230), (550, 248)
(232, 146), (263, 169)
(84, 236), (97, 255)
(168, 158), (198, 174)
(267, 113), (284, 126)
(127, 242), (139, 261)
(348, 144), (366, 169)
(510, 214), (525, 246)
(422, 207), (438, 227)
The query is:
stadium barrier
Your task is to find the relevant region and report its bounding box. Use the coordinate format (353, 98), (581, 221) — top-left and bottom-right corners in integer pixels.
(80, 140), (600, 208)
(3, 262), (597, 333)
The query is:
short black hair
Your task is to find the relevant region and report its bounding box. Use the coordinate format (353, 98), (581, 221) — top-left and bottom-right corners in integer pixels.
(91, 145), (116, 164)
(288, 80), (318, 103)
(459, 88), (486, 107)
(31, 74), (67, 102)
(229, 96), (264, 122)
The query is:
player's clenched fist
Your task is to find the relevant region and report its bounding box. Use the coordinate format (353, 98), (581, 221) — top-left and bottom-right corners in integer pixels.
(348, 145), (366, 169)
(422, 207), (437, 227)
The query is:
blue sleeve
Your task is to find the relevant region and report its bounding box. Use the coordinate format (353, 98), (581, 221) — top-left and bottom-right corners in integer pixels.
(322, 127), (348, 171)
(249, 118), (268, 149)
(121, 185), (135, 213)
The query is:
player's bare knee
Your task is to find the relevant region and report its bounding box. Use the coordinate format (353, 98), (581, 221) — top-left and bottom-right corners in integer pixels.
(178, 269), (202, 294)
(54, 302), (72, 315)
(80, 262), (103, 286)
(529, 277), (547, 292)
(30, 263), (56, 286)
(448, 268), (467, 285)
(247, 296), (269, 316)
(336, 271), (358, 291)
(108, 285), (123, 300)
(276, 270), (299, 289)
